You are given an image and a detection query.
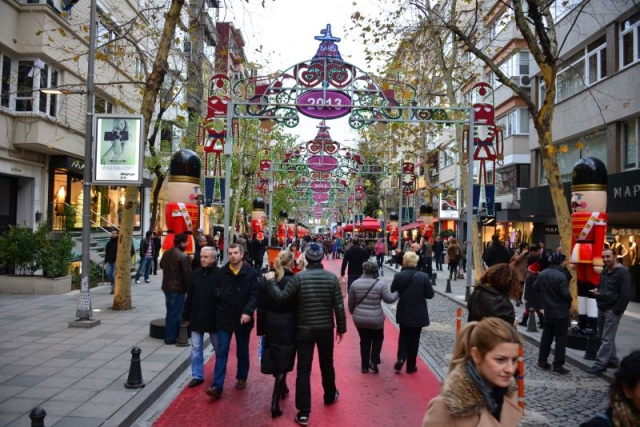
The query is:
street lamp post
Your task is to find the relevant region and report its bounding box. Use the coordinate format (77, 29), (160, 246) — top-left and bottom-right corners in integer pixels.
(73, 0), (99, 325)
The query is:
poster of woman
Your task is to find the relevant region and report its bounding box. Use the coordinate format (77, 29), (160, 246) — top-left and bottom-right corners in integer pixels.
(94, 115), (144, 185)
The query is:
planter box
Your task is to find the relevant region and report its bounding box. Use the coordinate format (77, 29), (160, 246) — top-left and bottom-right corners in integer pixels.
(0, 275), (72, 295)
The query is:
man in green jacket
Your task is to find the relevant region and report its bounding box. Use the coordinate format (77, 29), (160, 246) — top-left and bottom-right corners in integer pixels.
(265, 242), (347, 426)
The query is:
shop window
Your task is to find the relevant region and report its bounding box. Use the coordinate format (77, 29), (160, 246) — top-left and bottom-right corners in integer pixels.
(623, 117), (639, 170)
(621, 11), (640, 69)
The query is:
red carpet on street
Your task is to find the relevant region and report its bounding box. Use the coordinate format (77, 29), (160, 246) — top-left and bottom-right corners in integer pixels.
(154, 258), (441, 426)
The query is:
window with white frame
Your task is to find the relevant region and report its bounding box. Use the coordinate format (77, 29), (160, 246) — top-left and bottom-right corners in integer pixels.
(492, 51), (529, 87)
(623, 117), (639, 170)
(95, 96), (113, 114)
(621, 11), (640, 68)
(586, 36), (607, 85)
(498, 108), (529, 138)
(557, 36), (607, 102)
(442, 143), (455, 167)
(16, 60), (34, 112)
(39, 64), (58, 117)
(96, 19), (119, 54)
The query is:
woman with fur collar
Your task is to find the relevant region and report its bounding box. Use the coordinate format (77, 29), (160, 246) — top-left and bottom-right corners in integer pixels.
(422, 318), (523, 427)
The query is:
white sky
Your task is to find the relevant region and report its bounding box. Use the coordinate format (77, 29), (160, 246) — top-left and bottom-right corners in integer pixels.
(220, 0), (393, 147)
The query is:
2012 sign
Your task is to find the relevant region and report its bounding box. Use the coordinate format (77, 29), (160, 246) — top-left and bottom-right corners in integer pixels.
(297, 90), (351, 120)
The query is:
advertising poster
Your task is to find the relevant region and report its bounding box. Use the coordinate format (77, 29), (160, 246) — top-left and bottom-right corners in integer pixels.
(93, 115), (144, 185)
(439, 189), (459, 219)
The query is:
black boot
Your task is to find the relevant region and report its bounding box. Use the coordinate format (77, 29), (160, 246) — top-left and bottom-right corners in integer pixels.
(519, 313), (529, 327)
(271, 373), (285, 418)
(280, 373), (289, 399)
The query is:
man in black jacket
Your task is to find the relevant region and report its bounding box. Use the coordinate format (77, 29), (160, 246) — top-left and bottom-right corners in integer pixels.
(160, 233), (191, 345)
(533, 253), (573, 375)
(434, 236), (444, 271)
(265, 242), (347, 427)
(482, 234), (511, 267)
(588, 248), (632, 374)
(206, 243), (259, 399)
(340, 237), (370, 292)
(183, 246), (219, 388)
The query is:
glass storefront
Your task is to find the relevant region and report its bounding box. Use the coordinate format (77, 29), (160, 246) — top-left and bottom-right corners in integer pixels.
(49, 156), (143, 232)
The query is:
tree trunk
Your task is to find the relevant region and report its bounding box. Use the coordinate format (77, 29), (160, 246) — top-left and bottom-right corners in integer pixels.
(112, 0), (185, 310)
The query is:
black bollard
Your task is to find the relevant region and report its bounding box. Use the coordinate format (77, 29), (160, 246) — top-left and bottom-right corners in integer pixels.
(29, 407), (46, 427)
(176, 322), (189, 347)
(584, 335), (599, 360)
(445, 279), (452, 293)
(526, 311), (538, 332)
(124, 347), (145, 389)
(431, 273), (437, 286)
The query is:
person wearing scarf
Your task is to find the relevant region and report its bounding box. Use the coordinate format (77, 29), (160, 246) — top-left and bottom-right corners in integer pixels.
(422, 318), (523, 427)
(580, 350), (640, 427)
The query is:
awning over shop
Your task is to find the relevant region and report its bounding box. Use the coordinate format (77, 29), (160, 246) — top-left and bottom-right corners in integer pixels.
(341, 216), (381, 232)
(401, 219), (438, 231)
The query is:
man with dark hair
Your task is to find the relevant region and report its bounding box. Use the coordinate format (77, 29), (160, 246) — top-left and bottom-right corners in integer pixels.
(533, 252), (573, 375)
(151, 231), (161, 275)
(482, 234), (510, 267)
(206, 243), (259, 399)
(265, 242), (347, 426)
(160, 233), (191, 345)
(588, 248), (631, 374)
(135, 231), (154, 284)
(434, 236), (444, 271)
(340, 236), (370, 292)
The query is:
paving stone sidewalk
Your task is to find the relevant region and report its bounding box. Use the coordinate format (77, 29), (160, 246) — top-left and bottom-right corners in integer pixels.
(381, 260), (617, 427)
(0, 274), (191, 427)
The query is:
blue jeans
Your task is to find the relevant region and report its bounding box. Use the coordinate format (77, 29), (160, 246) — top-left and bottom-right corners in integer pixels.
(164, 292), (185, 343)
(191, 331), (219, 380)
(135, 257), (153, 281)
(212, 329), (251, 392)
(105, 262), (115, 292)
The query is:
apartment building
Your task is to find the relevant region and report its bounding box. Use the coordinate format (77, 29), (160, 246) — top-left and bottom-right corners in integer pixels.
(522, 0), (640, 261)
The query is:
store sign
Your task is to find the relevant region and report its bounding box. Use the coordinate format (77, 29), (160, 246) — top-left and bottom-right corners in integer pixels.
(93, 114), (144, 185)
(297, 90), (351, 119)
(608, 169), (640, 212)
(544, 225), (559, 235)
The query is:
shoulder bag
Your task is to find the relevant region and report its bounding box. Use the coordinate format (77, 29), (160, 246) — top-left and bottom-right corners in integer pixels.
(354, 279), (380, 308)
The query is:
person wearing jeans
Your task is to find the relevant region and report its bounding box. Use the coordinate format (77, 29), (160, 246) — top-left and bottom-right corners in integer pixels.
(135, 231), (154, 284)
(183, 247), (219, 387)
(160, 233), (191, 345)
(104, 228), (134, 294)
(206, 244), (259, 399)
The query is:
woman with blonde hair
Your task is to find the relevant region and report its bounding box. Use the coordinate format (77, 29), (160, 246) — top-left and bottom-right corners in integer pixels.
(422, 318), (523, 426)
(256, 250), (297, 418)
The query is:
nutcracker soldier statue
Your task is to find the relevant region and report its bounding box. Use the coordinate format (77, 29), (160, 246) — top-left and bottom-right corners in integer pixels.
(389, 211), (399, 264)
(162, 150), (203, 255)
(570, 157), (608, 335)
(277, 210), (288, 247)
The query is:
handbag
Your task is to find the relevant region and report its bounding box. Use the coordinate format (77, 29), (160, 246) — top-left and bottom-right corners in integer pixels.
(259, 336), (274, 375)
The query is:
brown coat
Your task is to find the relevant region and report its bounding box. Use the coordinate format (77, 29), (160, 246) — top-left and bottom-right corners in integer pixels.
(422, 364), (523, 427)
(160, 246), (191, 294)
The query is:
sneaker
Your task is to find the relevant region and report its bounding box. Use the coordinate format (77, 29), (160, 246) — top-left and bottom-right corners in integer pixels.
(236, 379), (247, 389)
(552, 367), (570, 375)
(135, 280), (140, 284)
(295, 413), (309, 426)
(587, 365), (606, 374)
(536, 362), (551, 370)
(324, 389), (339, 405)
(145, 280), (150, 283)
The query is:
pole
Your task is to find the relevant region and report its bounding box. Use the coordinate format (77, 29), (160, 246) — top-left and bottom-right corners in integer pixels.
(398, 171), (404, 252)
(75, 0), (97, 321)
(267, 163), (273, 244)
(465, 107), (475, 301)
(222, 101), (233, 264)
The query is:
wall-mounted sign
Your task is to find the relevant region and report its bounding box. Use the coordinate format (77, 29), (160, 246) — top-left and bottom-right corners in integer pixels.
(297, 90), (351, 120)
(544, 225), (559, 235)
(93, 114), (144, 185)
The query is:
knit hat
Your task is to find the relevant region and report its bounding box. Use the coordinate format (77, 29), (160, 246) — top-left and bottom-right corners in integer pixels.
(305, 242), (324, 262)
(528, 263), (541, 274)
(548, 253), (566, 265)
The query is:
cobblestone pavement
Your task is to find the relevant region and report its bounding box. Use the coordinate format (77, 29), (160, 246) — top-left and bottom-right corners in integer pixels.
(379, 275), (610, 427)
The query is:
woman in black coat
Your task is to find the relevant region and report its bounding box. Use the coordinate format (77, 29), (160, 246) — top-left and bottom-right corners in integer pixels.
(390, 251), (434, 374)
(467, 263), (518, 325)
(256, 250), (297, 419)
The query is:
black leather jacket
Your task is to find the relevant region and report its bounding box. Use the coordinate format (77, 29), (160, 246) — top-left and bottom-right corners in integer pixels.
(597, 265), (631, 315)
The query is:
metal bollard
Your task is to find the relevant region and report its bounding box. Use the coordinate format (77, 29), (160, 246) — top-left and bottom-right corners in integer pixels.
(176, 322), (189, 347)
(29, 407), (46, 427)
(124, 347), (145, 389)
(445, 279), (452, 293)
(584, 335), (599, 360)
(456, 308), (462, 336)
(527, 311), (538, 332)
(431, 273), (437, 286)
